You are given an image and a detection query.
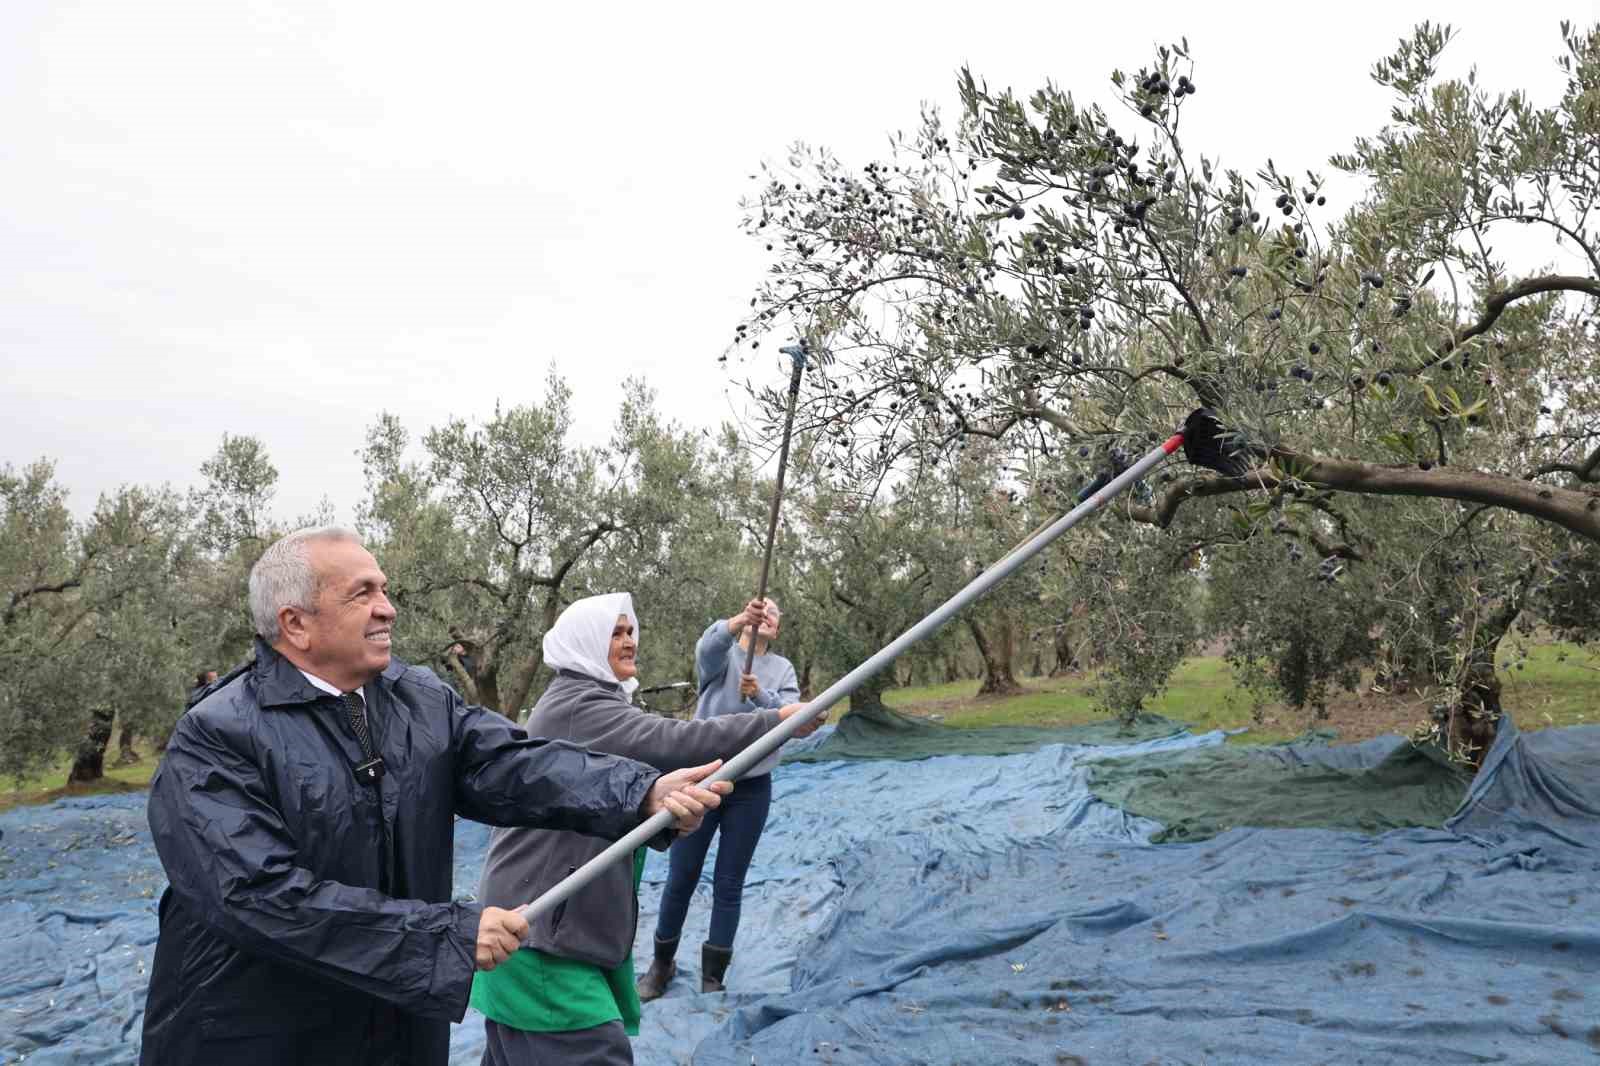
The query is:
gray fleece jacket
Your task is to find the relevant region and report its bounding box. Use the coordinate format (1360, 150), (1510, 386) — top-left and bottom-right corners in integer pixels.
(475, 670), (785, 968)
(693, 620), (800, 777)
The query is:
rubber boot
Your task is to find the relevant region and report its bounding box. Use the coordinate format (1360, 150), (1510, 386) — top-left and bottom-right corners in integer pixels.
(635, 935), (679, 1002)
(700, 942), (733, 994)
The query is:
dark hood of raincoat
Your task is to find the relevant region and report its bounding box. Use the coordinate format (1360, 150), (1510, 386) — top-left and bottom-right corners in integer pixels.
(140, 639), (664, 1066)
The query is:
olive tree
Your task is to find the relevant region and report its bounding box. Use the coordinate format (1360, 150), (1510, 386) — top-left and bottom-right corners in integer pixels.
(732, 22), (1600, 764)
(787, 475), (947, 716)
(358, 373), (749, 716)
(63, 490), (192, 783)
(0, 463), (191, 784)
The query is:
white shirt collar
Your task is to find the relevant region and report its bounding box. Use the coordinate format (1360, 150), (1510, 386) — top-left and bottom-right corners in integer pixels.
(298, 669), (347, 698)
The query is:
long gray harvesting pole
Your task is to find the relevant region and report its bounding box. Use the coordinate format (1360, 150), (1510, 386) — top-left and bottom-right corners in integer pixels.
(517, 430), (1187, 926)
(743, 344), (809, 675)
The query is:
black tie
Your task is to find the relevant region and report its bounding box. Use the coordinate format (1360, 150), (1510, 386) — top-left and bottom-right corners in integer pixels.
(342, 690), (373, 757)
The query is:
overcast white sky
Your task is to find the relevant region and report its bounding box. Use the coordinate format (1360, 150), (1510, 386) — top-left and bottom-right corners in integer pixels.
(3, 1), (1596, 521)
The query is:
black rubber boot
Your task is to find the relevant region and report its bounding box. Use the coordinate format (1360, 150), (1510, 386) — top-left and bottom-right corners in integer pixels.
(635, 935), (679, 1002)
(700, 942), (733, 994)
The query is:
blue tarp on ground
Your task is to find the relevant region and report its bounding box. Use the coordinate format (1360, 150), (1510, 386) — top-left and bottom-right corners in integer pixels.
(2, 719), (1597, 1065)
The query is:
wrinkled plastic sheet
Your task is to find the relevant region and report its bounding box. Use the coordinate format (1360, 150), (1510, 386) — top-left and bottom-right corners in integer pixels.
(0, 796), (162, 1066)
(0, 730), (1202, 1065)
(1086, 732), (1472, 843)
(687, 718), (1600, 1066)
(782, 706), (1188, 764)
(2, 719), (1597, 1065)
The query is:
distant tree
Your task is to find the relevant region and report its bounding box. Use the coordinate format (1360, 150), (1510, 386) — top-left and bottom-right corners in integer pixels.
(66, 487), (191, 783)
(0, 461), (82, 782)
(195, 432), (278, 554)
(784, 440), (977, 716)
(940, 442), (1034, 698)
(587, 409), (754, 693)
(0, 463), (190, 785)
(185, 434), (284, 679)
(359, 373), (740, 717)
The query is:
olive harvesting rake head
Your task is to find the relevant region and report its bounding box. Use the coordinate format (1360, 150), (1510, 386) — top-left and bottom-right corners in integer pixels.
(1180, 407), (1257, 478)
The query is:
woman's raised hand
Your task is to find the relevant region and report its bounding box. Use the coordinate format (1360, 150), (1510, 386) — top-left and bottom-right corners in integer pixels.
(727, 598), (768, 636)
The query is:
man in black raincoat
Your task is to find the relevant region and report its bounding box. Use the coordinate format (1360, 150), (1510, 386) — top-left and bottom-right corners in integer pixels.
(140, 528), (727, 1066)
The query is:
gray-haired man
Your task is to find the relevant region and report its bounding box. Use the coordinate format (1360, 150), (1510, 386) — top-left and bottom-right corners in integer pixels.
(141, 528), (728, 1066)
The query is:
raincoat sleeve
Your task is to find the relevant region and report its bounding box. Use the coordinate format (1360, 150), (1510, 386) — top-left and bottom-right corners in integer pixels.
(148, 711), (483, 1021)
(446, 685), (664, 837)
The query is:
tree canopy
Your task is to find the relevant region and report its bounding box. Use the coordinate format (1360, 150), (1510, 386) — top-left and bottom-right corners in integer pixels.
(731, 22), (1600, 761)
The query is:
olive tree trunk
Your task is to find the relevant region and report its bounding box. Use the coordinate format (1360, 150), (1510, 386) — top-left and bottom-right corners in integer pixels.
(66, 706), (116, 785)
(968, 616), (1023, 697)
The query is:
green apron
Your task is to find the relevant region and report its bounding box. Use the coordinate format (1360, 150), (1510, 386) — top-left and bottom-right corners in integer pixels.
(469, 849), (646, 1035)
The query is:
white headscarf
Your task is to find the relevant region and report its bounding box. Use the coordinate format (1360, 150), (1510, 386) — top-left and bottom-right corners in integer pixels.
(542, 592), (640, 696)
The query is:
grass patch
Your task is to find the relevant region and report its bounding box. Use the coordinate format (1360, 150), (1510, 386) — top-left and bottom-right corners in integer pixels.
(1496, 642), (1597, 729)
(878, 657), (1267, 737)
(0, 736), (161, 816)
(877, 643), (1597, 745)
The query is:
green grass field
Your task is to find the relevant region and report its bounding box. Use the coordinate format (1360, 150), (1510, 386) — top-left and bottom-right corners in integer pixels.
(1494, 641), (1600, 728)
(879, 657), (1248, 731)
(4, 646), (1592, 814)
(0, 743), (158, 815)
(877, 642), (1595, 742)
(877, 656), (1278, 739)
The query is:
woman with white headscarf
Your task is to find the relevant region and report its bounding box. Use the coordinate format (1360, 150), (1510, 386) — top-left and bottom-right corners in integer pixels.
(469, 592), (822, 1066)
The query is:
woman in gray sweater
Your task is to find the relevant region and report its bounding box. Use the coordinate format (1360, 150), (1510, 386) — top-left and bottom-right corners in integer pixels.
(470, 592), (820, 1066)
(638, 597), (800, 1002)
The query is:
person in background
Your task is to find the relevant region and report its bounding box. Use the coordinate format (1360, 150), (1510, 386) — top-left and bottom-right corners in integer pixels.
(183, 669), (218, 712)
(638, 597), (801, 1000)
(446, 641), (479, 681)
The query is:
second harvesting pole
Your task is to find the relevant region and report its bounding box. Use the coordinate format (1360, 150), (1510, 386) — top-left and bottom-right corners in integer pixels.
(742, 343), (808, 675)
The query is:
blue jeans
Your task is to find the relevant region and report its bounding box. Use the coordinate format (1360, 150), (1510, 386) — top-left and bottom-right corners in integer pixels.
(653, 772), (772, 949)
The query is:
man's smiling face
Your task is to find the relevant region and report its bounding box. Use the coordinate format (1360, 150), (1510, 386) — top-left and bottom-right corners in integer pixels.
(298, 538), (395, 691)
